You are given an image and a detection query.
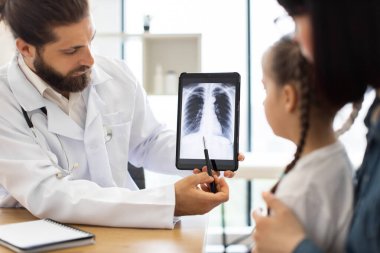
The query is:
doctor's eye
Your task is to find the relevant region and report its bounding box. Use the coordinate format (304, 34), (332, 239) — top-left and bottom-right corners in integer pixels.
(62, 49), (78, 55)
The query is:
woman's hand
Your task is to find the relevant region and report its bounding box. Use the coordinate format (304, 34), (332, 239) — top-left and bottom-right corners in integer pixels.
(252, 192), (306, 253)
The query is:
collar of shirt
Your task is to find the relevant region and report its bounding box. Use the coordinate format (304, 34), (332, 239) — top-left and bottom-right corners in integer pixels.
(17, 54), (86, 128)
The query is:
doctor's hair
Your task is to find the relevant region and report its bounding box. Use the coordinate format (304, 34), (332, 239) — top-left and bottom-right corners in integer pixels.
(277, 0), (377, 108)
(0, 0), (89, 48)
(264, 35), (313, 195)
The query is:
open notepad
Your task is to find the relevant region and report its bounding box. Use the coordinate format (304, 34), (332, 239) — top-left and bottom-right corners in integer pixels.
(0, 219), (95, 253)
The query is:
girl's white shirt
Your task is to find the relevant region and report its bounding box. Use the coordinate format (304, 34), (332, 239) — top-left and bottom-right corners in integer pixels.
(276, 141), (353, 253)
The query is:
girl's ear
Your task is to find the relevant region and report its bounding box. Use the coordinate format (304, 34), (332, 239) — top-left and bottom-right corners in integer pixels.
(283, 84), (298, 113)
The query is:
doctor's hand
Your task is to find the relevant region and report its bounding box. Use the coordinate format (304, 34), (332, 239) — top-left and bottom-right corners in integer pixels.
(174, 172), (229, 216)
(193, 152), (245, 178)
(252, 192), (306, 253)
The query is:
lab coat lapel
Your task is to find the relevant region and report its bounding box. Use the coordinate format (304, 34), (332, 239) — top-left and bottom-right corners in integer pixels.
(85, 64), (111, 127)
(8, 56), (45, 112)
(9, 55), (84, 140)
(45, 100), (84, 140)
(84, 66), (116, 187)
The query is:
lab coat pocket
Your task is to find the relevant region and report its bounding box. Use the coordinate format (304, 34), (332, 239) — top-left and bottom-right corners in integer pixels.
(105, 121), (131, 173)
(102, 110), (132, 164)
(102, 110), (132, 125)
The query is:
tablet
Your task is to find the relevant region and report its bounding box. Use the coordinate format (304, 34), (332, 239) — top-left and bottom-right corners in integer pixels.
(175, 72), (240, 171)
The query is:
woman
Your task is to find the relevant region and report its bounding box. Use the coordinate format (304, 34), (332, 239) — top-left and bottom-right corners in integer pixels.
(252, 1), (380, 252)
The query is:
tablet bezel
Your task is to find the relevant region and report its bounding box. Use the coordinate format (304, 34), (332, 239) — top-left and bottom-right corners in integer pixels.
(175, 72), (240, 171)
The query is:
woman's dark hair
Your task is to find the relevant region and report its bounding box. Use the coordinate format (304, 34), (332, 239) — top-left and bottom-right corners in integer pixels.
(277, 0), (309, 16)
(277, 0), (378, 108)
(265, 36), (313, 194)
(0, 0), (89, 48)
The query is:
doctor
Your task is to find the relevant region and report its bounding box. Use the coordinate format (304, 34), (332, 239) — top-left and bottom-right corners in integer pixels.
(0, 0), (233, 229)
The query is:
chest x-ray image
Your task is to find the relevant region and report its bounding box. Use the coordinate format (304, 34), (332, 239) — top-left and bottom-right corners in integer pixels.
(179, 82), (236, 160)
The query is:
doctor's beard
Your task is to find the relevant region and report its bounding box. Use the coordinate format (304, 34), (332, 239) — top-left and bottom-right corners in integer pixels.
(33, 52), (91, 94)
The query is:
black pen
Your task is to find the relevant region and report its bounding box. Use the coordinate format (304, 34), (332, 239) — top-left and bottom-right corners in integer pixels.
(203, 136), (217, 193)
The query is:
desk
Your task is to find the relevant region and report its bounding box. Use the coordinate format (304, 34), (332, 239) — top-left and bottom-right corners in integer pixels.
(0, 208), (208, 253)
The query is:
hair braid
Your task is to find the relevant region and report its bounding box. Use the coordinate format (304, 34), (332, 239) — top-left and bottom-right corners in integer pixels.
(335, 98), (363, 137)
(268, 36), (313, 198)
(270, 66), (312, 195)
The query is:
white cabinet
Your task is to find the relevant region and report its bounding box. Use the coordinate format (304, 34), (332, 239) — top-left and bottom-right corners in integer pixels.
(94, 33), (201, 95)
(142, 34), (201, 95)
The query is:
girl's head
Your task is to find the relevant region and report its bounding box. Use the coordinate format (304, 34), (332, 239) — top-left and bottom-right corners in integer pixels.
(263, 35), (355, 195)
(277, 0), (378, 108)
(263, 36), (313, 195)
(264, 35), (362, 195)
(262, 35), (314, 143)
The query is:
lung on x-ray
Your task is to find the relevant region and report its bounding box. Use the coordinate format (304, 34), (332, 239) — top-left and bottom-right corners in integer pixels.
(176, 72), (240, 171)
(180, 83), (235, 160)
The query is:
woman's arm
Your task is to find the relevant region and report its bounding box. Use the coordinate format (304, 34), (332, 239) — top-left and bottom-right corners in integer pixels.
(293, 239), (323, 253)
(252, 192), (323, 253)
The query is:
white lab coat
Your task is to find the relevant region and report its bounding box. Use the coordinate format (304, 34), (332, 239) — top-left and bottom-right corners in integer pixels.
(0, 55), (184, 229)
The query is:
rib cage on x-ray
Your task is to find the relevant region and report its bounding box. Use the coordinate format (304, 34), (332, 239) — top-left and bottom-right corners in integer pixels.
(213, 86), (233, 141)
(182, 83), (234, 142)
(183, 86), (205, 135)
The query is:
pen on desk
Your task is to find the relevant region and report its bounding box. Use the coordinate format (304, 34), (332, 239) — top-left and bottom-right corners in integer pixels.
(203, 136), (217, 193)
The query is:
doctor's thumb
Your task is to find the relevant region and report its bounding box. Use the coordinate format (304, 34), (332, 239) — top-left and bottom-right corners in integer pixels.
(193, 172), (214, 185)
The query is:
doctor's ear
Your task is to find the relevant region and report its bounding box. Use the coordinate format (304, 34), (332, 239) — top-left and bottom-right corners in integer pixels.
(16, 38), (37, 59)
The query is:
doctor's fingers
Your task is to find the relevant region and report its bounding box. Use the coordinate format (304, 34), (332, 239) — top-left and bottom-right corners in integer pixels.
(190, 172), (215, 186)
(174, 179), (228, 216)
(189, 173), (229, 202)
(195, 166), (222, 177)
(193, 176), (228, 199)
(199, 183), (210, 192)
(215, 177), (228, 195)
(199, 176), (229, 197)
(238, 152), (245, 161)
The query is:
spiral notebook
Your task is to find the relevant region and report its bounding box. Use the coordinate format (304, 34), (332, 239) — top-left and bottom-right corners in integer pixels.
(0, 219), (95, 253)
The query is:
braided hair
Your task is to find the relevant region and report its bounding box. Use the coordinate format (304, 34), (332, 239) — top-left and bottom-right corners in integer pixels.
(265, 35), (313, 195)
(335, 98), (363, 137)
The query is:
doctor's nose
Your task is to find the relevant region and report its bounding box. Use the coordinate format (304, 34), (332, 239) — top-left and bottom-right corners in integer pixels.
(80, 45), (95, 67)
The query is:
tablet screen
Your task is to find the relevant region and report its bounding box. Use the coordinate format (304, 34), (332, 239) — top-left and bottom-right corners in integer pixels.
(176, 72), (240, 171)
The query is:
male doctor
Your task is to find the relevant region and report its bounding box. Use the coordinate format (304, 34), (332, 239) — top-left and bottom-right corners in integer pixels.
(0, 0), (233, 229)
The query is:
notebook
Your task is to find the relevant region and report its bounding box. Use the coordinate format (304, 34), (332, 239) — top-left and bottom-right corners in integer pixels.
(0, 219), (95, 253)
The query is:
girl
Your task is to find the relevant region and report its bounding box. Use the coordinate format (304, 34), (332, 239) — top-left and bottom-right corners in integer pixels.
(253, 1), (380, 252)
(260, 35), (361, 253)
